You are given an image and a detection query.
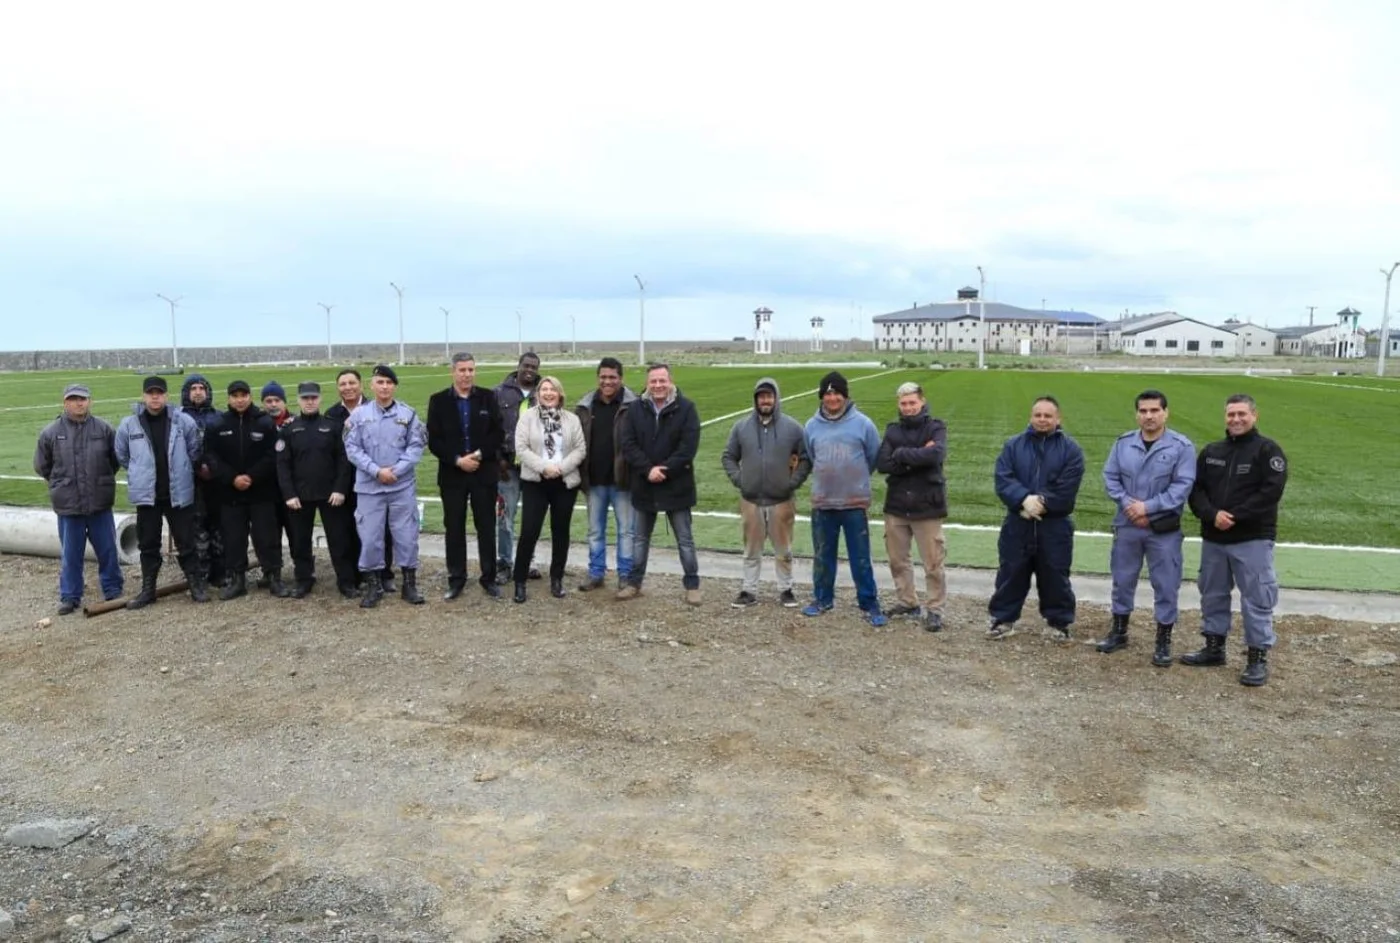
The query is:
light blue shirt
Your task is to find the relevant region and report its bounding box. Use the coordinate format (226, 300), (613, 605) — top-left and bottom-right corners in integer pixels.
(343, 399), (427, 494)
(1103, 428), (1196, 526)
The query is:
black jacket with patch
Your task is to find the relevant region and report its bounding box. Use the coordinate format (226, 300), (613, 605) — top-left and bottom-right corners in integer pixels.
(276, 411), (353, 502)
(1188, 428), (1287, 544)
(205, 406), (281, 504)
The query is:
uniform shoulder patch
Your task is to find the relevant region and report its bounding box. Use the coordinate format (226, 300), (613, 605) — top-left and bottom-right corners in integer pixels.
(1270, 456), (1285, 472)
(275, 439), (285, 451)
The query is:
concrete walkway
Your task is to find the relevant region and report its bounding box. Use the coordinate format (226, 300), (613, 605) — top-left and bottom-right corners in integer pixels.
(400, 534), (1400, 624)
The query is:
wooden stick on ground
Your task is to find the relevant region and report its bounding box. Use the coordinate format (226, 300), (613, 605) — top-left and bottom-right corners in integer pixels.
(82, 581), (189, 617)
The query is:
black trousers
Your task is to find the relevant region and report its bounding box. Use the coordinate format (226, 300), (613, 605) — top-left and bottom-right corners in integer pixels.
(334, 490), (393, 582)
(136, 502), (198, 574)
(289, 500), (357, 586)
(193, 482), (225, 584)
(221, 500), (283, 574)
(513, 478), (577, 583)
(442, 472), (498, 587)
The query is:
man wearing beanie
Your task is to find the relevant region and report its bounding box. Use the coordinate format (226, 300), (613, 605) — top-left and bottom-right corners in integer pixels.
(204, 379), (291, 599)
(801, 371), (887, 626)
(259, 380), (296, 577)
(114, 376), (209, 607)
(342, 364), (429, 607)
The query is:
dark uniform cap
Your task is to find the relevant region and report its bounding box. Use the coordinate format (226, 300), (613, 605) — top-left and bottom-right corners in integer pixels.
(227, 380), (252, 395)
(297, 381), (321, 397)
(372, 364), (399, 384)
(143, 376), (168, 393)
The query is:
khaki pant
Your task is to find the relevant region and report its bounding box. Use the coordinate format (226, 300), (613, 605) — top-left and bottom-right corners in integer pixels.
(740, 498), (796, 594)
(884, 514), (947, 612)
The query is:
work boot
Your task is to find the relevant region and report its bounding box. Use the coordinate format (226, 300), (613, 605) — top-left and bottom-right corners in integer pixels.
(550, 578), (566, 599)
(188, 573), (210, 604)
(1152, 623), (1174, 668)
(1240, 647), (1270, 686)
(267, 568), (292, 598)
(381, 570), (397, 595)
(1095, 614), (1130, 654)
(126, 564), (160, 610)
(513, 581), (528, 604)
(292, 578), (315, 599)
(338, 581), (359, 600)
(495, 564), (511, 586)
(359, 571), (384, 609)
(1179, 633), (1227, 667)
(219, 571), (248, 601)
(400, 568), (426, 605)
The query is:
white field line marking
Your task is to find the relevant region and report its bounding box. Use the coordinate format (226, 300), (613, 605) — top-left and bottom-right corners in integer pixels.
(3, 472), (1397, 557)
(1256, 376), (1400, 393)
(0, 397), (137, 413)
(699, 369), (903, 428)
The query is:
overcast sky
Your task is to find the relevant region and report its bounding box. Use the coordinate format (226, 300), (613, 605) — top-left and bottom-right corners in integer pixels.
(2, 0), (1397, 352)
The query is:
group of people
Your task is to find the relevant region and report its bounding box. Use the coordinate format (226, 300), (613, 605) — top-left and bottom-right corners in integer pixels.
(34, 358), (1286, 684)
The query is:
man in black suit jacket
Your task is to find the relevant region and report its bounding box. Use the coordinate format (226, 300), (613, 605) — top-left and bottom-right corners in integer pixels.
(426, 352), (505, 599)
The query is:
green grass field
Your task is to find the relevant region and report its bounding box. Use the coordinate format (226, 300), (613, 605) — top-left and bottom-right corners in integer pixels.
(4, 363), (1398, 590)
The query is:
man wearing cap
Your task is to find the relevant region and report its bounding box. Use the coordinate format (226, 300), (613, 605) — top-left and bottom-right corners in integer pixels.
(259, 381), (296, 581)
(275, 381), (356, 598)
(204, 379), (290, 599)
(180, 374), (225, 590)
(427, 352), (505, 600)
(325, 368), (396, 594)
(34, 383), (124, 614)
(114, 376), (208, 607)
(802, 371), (887, 626)
(342, 364), (429, 607)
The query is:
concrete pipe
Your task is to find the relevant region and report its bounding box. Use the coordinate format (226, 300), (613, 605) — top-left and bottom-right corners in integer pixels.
(0, 505), (140, 566)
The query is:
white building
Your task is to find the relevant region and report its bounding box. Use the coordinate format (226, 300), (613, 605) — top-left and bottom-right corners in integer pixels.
(1220, 320), (1277, 357)
(872, 290), (1102, 354)
(1274, 309), (1366, 358)
(1112, 314), (1237, 357)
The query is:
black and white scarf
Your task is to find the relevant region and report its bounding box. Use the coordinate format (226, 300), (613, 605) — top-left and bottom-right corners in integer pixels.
(540, 406), (563, 460)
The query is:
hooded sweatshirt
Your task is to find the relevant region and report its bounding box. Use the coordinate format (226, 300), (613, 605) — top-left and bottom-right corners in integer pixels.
(180, 374), (220, 435)
(721, 377), (811, 506)
(804, 399), (881, 510)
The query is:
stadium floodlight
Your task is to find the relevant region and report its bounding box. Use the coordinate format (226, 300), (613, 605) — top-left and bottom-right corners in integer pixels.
(634, 275), (646, 366)
(440, 306), (450, 363)
(1380, 263), (1399, 377)
(157, 293), (182, 369)
(319, 303), (335, 362)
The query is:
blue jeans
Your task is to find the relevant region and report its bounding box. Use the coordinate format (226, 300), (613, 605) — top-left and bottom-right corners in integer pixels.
(810, 508), (879, 611)
(586, 485), (634, 581)
(57, 511), (124, 603)
(630, 507), (699, 590)
(496, 467), (521, 567)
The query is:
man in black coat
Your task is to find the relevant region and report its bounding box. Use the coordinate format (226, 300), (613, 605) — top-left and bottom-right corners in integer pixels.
(205, 379), (290, 599)
(276, 382), (357, 598)
(875, 381), (949, 632)
(427, 352), (506, 600)
(617, 363), (702, 605)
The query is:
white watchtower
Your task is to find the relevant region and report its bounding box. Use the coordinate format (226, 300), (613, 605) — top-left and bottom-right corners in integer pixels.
(753, 306), (774, 356)
(810, 316), (825, 353)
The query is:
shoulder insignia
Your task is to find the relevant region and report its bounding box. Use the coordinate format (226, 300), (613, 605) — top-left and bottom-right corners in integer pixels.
(275, 439), (285, 452)
(1270, 456), (1286, 472)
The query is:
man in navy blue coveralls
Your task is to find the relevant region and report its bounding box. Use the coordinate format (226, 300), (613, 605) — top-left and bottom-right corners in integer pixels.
(987, 396), (1086, 641)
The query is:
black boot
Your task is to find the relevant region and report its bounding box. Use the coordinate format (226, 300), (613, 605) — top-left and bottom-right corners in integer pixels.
(1179, 633), (1227, 667)
(1152, 623), (1173, 668)
(513, 581), (527, 604)
(401, 568), (426, 605)
(338, 580), (359, 600)
(1095, 614), (1130, 654)
(1240, 647), (1270, 686)
(219, 571), (248, 601)
(292, 578), (315, 599)
(188, 573), (210, 604)
(381, 569), (397, 595)
(126, 563), (160, 610)
(360, 571), (384, 609)
(550, 578), (566, 599)
(267, 568), (292, 598)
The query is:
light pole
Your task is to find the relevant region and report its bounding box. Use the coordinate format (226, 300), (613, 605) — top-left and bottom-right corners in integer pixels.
(634, 275), (646, 366)
(569, 314), (577, 355)
(1380, 263), (1399, 377)
(515, 308), (523, 357)
(157, 293), (181, 369)
(976, 266), (987, 369)
(318, 302), (335, 362)
(440, 306), (450, 363)
(389, 281), (405, 364)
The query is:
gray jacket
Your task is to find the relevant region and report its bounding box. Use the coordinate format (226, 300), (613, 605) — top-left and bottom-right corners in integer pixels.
(114, 404), (202, 508)
(33, 413), (119, 516)
(721, 377), (811, 506)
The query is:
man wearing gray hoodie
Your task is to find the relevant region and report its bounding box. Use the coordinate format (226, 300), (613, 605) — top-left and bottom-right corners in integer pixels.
(721, 377), (811, 608)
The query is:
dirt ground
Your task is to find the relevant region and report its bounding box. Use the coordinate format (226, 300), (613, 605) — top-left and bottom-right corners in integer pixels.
(1, 551), (1398, 943)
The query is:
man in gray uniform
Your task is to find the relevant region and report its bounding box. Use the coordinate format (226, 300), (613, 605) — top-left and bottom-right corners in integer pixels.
(342, 364), (428, 608)
(1183, 393), (1288, 686)
(1095, 390), (1196, 666)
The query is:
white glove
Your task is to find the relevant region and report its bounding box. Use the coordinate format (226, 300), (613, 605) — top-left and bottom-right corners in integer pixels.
(1021, 495), (1045, 519)
(1019, 509), (1034, 520)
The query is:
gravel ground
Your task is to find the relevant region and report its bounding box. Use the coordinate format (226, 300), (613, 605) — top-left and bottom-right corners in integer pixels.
(1, 550), (1398, 942)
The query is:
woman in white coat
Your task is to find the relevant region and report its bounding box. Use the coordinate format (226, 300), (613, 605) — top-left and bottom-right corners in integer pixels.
(512, 375), (587, 602)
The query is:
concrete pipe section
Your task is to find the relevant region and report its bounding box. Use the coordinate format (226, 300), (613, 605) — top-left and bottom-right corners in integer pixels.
(0, 505), (140, 567)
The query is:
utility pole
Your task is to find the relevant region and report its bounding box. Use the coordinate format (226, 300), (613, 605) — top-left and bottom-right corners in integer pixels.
(319, 302), (335, 362)
(570, 314), (577, 355)
(1307, 305), (1317, 327)
(440, 307), (450, 363)
(634, 275), (646, 366)
(976, 266), (987, 370)
(515, 308), (523, 357)
(389, 282), (405, 364)
(157, 293), (182, 369)
(1380, 263), (1399, 377)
